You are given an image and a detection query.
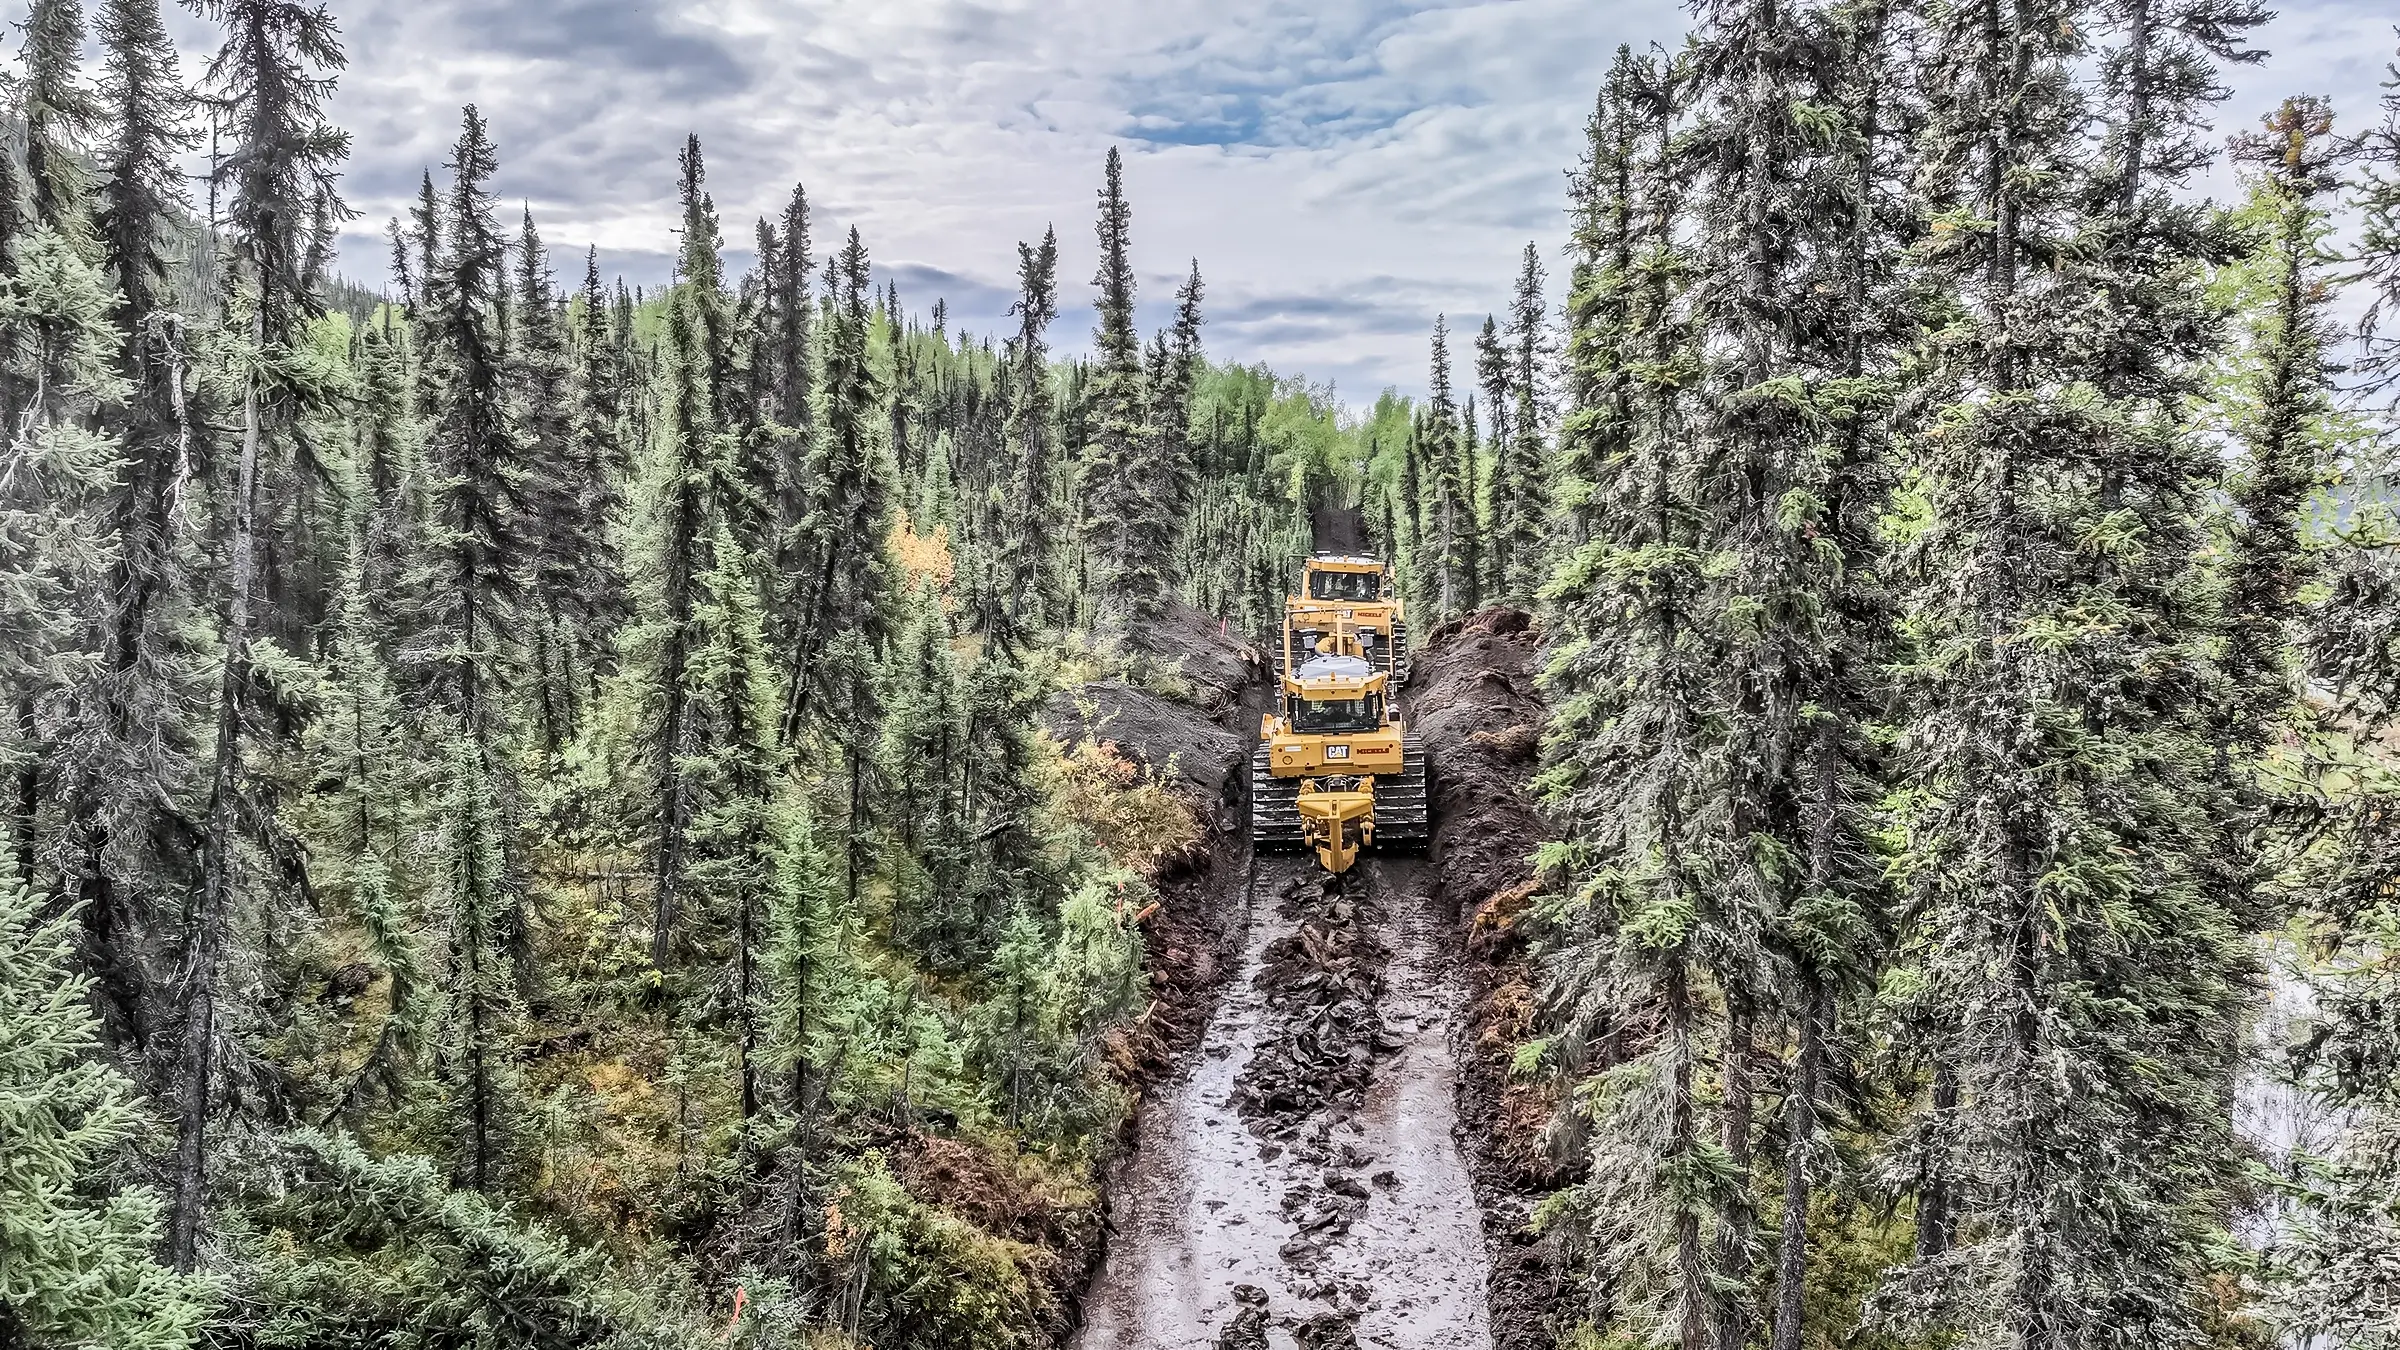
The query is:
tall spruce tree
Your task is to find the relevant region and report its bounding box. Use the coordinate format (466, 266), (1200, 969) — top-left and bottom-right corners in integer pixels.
(996, 226), (1060, 645)
(1500, 243), (1552, 605)
(3, 0), (98, 904)
(1425, 315), (1473, 620)
(1535, 47), (1715, 1350)
(682, 521), (790, 1138)
(65, 0), (199, 1060)
(781, 226), (892, 741)
(1079, 148), (1170, 639)
(512, 207), (591, 761)
(2269, 65), (2400, 1340)
(1474, 312), (1516, 598)
(173, 0), (349, 1270)
(1, 230), (127, 895)
(16, 0), (100, 236)
(1151, 260), (1205, 567)
(416, 105), (530, 1192)
(569, 245), (631, 642)
(1875, 0), (2262, 1339)
(1667, 2), (1913, 1343)
(643, 134), (736, 972)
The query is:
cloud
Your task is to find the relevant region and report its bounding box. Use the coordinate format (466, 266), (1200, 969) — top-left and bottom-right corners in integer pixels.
(48, 0), (2396, 403)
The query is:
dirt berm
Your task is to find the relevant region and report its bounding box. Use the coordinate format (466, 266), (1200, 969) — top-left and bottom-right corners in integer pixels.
(1042, 601), (1256, 809)
(1411, 607), (1578, 1350)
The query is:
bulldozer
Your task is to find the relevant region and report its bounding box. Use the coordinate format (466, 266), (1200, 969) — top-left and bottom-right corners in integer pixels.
(1251, 605), (1429, 874)
(1274, 555), (1411, 685)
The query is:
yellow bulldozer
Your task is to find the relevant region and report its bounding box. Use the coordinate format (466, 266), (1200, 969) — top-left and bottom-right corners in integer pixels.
(1274, 554), (1411, 685)
(1251, 604), (1429, 874)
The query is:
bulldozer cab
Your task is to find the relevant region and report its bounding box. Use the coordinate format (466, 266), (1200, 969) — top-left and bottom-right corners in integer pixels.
(1299, 555), (1388, 601)
(1281, 653), (1389, 732)
(1292, 689), (1383, 734)
(1305, 561), (1385, 603)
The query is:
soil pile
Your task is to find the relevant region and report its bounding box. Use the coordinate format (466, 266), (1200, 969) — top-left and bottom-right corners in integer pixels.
(1043, 600), (1257, 809)
(1409, 607), (1576, 1350)
(1043, 678), (1247, 806)
(1147, 600), (1260, 713)
(1412, 608), (1547, 921)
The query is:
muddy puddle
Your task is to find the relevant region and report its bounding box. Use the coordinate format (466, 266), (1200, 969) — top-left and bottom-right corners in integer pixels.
(1076, 853), (1493, 1350)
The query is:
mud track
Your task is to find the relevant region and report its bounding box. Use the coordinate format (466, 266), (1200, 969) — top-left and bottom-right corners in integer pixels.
(1077, 654), (1500, 1349)
(1076, 852), (1492, 1350)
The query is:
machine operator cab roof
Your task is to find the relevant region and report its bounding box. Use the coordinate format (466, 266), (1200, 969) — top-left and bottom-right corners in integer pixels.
(1286, 654), (1387, 735)
(1303, 555), (1389, 603)
(1292, 653), (1377, 689)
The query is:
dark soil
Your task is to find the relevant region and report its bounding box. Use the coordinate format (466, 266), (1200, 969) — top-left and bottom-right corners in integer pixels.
(1043, 678), (1247, 807)
(1410, 607), (1579, 1350)
(1149, 599), (1262, 715)
(1053, 633), (1265, 1338)
(1043, 599), (1258, 810)
(1232, 872), (1398, 1126)
(1412, 608), (1548, 925)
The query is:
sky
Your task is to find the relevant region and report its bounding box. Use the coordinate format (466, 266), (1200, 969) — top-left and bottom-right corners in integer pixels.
(29, 0), (2400, 405)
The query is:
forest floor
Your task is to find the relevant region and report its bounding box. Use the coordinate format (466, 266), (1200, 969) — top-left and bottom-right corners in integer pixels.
(1068, 607), (1556, 1350)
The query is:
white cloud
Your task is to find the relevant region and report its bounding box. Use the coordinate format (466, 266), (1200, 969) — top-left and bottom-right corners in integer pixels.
(11, 0), (2396, 403)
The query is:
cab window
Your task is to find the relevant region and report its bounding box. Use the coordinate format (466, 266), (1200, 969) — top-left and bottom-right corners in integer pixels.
(1294, 694), (1383, 734)
(1308, 569), (1380, 602)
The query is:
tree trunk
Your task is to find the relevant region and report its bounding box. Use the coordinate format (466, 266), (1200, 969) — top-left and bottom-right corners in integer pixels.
(1771, 973), (1826, 1350)
(169, 327), (263, 1272)
(1914, 1058), (1958, 1261)
(1669, 960), (1707, 1350)
(1715, 1001), (1756, 1350)
(9, 694), (36, 885)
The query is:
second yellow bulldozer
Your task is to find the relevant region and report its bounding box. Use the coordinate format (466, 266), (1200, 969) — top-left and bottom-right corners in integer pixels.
(1274, 554), (1411, 685)
(1251, 604), (1429, 874)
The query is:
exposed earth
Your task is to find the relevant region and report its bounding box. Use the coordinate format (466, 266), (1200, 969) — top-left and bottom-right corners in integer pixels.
(1070, 606), (1552, 1350)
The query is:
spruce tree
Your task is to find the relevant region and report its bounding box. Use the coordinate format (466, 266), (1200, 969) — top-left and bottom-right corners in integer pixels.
(1474, 313), (1514, 594)
(0, 229), (127, 891)
(1149, 260), (1205, 573)
(1535, 45), (1717, 1350)
(16, 0), (100, 235)
(1500, 243), (1552, 605)
(1876, 0), (2262, 1339)
(415, 105), (531, 1192)
(513, 209), (618, 761)
(569, 246), (632, 642)
(782, 227), (892, 739)
(1424, 316), (1470, 620)
(2266, 71), (2400, 1341)
(682, 523), (790, 1136)
(0, 879), (208, 1350)
(87, 0), (196, 735)
(1079, 148), (1167, 638)
(995, 226), (1060, 645)
(307, 524), (429, 1123)
(642, 135), (736, 972)
(1554, 50), (1647, 560)
(59, 0), (198, 1048)
(174, 0), (348, 1267)
(1663, 4), (1914, 1343)
(2217, 98), (2340, 782)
